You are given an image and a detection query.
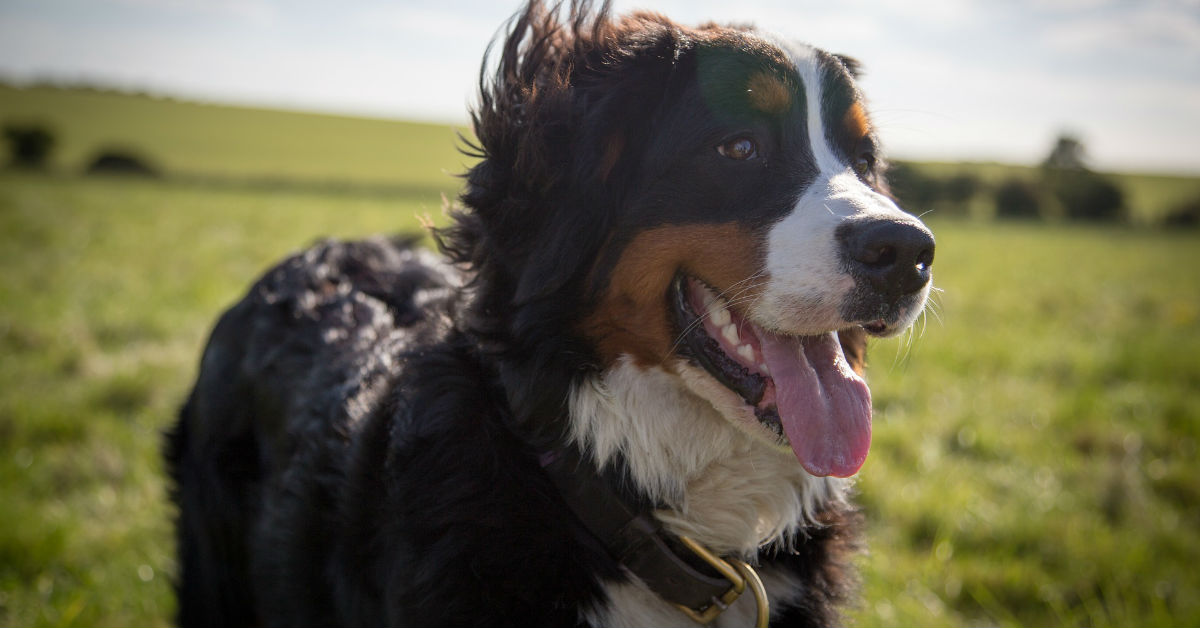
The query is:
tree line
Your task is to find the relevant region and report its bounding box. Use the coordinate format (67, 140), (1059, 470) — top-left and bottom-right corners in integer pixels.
(887, 135), (1198, 227)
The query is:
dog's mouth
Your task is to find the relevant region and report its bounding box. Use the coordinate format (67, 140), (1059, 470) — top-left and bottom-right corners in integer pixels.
(672, 276), (872, 478)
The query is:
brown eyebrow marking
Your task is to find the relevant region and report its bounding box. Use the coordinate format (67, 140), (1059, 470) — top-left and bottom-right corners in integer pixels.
(747, 70), (793, 114)
(843, 101), (870, 140)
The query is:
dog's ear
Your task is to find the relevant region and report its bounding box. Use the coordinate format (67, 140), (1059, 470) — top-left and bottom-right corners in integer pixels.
(833, 54), (863, 78)
(458, 0), (596, 300)
(838, 327), (868, 376)
(507, 10), (685, 305)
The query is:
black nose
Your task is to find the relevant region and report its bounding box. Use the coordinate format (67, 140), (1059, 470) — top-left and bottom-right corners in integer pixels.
(841, 219), (935, 298)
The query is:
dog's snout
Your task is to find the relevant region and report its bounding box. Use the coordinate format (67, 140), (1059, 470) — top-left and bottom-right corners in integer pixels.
(842, 219), (935, 297)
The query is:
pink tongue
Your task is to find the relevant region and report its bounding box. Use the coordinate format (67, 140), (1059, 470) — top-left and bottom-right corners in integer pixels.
(758, 332), (872, 477)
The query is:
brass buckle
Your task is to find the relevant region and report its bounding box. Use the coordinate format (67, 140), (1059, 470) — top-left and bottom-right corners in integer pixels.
(673, 535), (770, 628)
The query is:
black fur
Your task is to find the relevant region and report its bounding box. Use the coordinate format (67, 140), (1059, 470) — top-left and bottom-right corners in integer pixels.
(167, 2), (863, 626)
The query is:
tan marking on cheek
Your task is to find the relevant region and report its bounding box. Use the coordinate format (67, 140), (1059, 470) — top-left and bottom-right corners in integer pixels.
(837, 326), (868, 376)
(581, 224), (767, 367)
(747, 71), (792, 114)
(843, 102), (870, 141)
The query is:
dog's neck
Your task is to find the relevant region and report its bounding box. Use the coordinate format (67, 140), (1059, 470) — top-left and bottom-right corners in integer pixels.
(568, 357), (849, 557)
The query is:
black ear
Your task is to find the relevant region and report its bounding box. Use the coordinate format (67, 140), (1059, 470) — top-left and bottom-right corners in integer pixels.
(834, 54), (863, 78)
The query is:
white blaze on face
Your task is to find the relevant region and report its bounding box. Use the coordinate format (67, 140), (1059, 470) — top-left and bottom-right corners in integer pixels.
(750, 39), (918, 335)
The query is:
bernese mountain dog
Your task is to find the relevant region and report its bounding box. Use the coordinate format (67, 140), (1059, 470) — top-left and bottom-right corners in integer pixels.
(166, 1), (935, 626)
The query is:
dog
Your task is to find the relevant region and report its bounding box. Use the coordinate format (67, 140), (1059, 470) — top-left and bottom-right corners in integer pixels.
(166, 1), (935, 626)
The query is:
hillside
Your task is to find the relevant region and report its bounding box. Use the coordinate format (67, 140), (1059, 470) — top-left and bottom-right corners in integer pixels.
(0, 83), (470, 192)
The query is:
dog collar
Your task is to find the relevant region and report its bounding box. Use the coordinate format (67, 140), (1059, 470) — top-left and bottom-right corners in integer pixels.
(540, 446), (768, 626)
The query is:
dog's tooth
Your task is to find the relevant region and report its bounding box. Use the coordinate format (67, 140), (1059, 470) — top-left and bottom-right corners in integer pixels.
(722, 323), (740, 345)
(737, 344), (755, 362)
(759, 363), (771, 375)
(708, 302), (731, 327)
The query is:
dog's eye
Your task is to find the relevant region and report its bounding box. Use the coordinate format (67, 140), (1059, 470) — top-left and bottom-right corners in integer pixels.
(853, 152), (876, 177)
(717, 137), (758, 161)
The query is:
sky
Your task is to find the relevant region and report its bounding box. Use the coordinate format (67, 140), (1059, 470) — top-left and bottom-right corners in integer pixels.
(1, 0), (1199, 174)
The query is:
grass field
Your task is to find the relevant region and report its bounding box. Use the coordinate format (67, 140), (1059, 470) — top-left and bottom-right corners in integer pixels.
(0, 172), (443, 626)
(2, 87), (1199, 627)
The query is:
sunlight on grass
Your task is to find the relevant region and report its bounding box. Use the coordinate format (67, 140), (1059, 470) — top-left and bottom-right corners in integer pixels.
(1, 172), (1198, 626)
(851, 222), (1200, 627)
(0, 173), (439, 626)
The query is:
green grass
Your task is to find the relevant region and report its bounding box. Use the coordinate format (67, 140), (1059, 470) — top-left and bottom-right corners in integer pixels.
(0, 172), (440, 626)
(3, 173), (1198, 628)
(2, 86), (1199, 627)
(853, 223), (1200, 626)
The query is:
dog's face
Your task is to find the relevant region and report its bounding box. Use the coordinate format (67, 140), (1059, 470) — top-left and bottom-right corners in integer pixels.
(465, 9), (934, 479)
(575, 26), (934, 478)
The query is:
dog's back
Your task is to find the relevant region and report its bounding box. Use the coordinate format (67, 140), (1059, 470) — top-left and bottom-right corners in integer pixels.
(166, 237), (461, 626)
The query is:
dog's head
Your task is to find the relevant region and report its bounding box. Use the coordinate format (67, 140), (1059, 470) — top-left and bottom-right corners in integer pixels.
(445, 1), (934, 479)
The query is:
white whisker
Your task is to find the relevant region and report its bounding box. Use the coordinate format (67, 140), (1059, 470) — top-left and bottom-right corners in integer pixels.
(667, 271), (770, 355)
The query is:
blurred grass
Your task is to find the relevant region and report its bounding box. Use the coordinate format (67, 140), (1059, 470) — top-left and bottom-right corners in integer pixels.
(852, 223), (1200, 627)
(2, 86), (1199, 626)
(0, 173), (439, 626)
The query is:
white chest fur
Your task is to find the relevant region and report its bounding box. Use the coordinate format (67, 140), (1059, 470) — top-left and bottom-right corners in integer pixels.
(568, 358), (850, 624)
(568, 357), (849, 554)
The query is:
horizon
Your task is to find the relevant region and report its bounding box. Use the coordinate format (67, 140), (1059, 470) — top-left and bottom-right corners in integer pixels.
(2, 0), (1199, 175)
(7, 77), (1199, 178)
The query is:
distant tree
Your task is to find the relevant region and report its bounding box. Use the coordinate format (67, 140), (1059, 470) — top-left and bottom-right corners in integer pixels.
(1055, 173), (1125, 222)
(994, 178), (1044, 220)
(885, 162), (982, 218)
(1041, 134), (1088, 171)
(85, 148), (160, 178)
(943, 174), (982, 204)
(885, 161), (939, 207)
(1040, 133), (1127, 223)
(1162, 196), (1200, 228)
(3, 123), (57, 169)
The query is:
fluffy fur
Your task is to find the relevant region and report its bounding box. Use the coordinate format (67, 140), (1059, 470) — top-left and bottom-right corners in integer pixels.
(166, 2), (934, 626)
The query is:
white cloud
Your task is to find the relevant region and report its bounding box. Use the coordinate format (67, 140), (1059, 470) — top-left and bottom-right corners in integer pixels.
(107, 0), (279, 24)
(1042, 5), (1200, 56)
(863, 39), (1200, 170)
(346, 5), (501, 41)
(2, 0), (1198, 171)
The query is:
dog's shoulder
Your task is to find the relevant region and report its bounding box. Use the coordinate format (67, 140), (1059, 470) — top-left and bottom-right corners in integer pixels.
(329, 340), (615, 625)
(184, 235), (457, 453)
(243, 234), (459, 343)
(213, 237), (618, 625)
